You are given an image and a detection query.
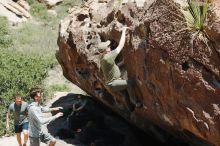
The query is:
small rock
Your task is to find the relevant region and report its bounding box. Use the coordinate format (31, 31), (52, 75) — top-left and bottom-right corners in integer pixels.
(47, 9), (57, 16)
(40, 0), (63, 8)
(0, 4), (24, 24)
(0, 0), (31, 24)
(17, 0), (30, 11)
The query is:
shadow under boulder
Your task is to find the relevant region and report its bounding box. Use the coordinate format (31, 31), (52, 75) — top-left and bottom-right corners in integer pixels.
(47, 93), (190, 146)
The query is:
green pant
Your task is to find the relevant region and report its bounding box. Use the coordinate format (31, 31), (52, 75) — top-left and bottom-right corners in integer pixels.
(106, 79), (138, 105)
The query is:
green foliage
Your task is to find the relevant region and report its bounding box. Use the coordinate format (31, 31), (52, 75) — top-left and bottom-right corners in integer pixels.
(0, 17), (12, 47)
(0, 52), (52, 95)
(45, 84), (70, 100)
(27, 0), (35, 5)
(55, 0), (83, 19)
(10, 22), (58, 57)
(48, 84), (70, 92)
(30, 2), (49, 20)
(0, 16), (57, 136)
(0, 49), (54, 136)
(181, 0), (208, 32)
(180, 0), (210, 52)
(0, 17), (8, 35)
(0, 0), (83, 137)
(27, 0), (58, 27)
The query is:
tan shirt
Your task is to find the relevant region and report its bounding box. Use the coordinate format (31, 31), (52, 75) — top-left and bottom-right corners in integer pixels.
(100, 49), (121, 84)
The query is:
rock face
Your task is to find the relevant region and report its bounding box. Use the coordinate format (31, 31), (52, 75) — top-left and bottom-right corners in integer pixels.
(0, 0), (31, 24)
(57, 0), (220, 145)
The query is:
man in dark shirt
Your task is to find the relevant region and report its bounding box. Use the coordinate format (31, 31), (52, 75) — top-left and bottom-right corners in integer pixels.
(6, 94), (29, 146)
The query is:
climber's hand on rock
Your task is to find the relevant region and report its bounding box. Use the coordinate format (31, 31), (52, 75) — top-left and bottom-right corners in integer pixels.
(119, 26), (132, 34)
(123, 26), (131, 31)
(57, 107), (63, 110)
(116, 22), (130, 31)
(55, 112), (63, 118)
(119, 26), (129, 31)
(52, 107), (63, 111)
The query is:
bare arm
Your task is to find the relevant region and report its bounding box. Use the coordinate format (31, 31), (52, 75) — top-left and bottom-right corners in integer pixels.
(41, 107), (52, 113)
(50, 107), (63, 111)
(115, 27), (129, 54)
(41, 107), (63, 113)
(6, 112), (10, 130)
(29, 107), (63, 125)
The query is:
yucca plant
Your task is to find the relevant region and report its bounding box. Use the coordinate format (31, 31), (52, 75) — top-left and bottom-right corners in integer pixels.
(180, 0), (210, 53)
(183, 0), (209, 31)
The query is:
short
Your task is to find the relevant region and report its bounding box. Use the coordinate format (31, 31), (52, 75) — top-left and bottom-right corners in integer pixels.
(29, 129), (55, 146)
(14, 122), (28, 133)
(29, 137), (40, 146)
(40, 129), (55, 144)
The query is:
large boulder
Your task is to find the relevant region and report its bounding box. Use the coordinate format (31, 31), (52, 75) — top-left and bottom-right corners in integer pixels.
(0, 4), (24, 24)
(57, 0), (220, 145)
(0, 0), (31, 24)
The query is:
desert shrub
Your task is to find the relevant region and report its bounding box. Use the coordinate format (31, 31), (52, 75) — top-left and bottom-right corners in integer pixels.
(30, 2), (49, 20)
(0, 0), (83, 136)
(10, 22), (58, 56)
(44, 84), (70, 101)
(0, 49), (54, 136)
(181, 0), (209, 43)
(0, 16), (55, 136)
(0, 17), (12, 47)
(184, 0), (208, 31)
(27, 0), (35, 5)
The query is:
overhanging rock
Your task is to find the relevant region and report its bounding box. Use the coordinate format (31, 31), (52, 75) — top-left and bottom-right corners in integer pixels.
(57, 0), (220, 145)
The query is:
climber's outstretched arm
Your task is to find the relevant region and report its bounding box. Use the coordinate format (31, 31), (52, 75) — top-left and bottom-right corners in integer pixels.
(115, 27), (129, 54)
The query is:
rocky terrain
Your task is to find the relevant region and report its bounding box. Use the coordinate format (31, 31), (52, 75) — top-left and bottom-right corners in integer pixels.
(56, 0), (220, 145)
(0, 0), (31, 24)
(0, 0), (64, 25)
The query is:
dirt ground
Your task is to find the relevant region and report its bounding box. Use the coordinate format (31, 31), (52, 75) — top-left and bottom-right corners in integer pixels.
(0, 135), (75, 146)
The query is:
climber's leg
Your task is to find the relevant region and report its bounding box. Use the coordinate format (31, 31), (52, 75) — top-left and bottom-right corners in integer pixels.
(107, 79), (141, 108)
(126, 80), (142, 108)
(107, 79), (133, 111)
(106, 79), (127, 91)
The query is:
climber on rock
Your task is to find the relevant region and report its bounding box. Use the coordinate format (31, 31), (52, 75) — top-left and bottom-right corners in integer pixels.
(98, 26), (142, 111)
